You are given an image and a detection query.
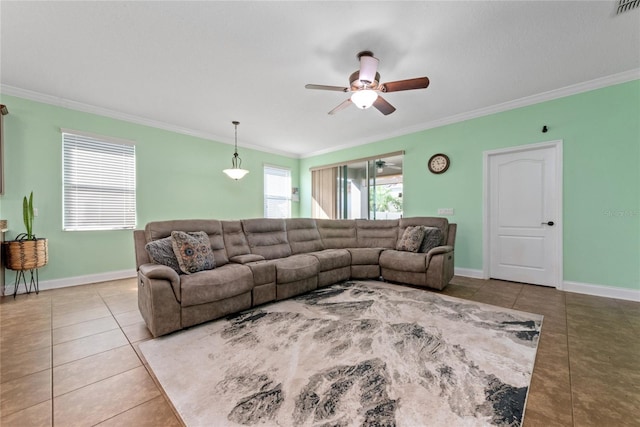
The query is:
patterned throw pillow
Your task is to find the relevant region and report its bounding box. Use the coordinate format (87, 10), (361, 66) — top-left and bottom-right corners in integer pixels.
(145, 237), (181, 274)
(396, 226), (425, 252)
(419, 226), (443, 253)
(171, 231), (216, 274)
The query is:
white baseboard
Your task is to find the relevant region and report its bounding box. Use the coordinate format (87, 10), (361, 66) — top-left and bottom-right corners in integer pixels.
(453, 269), (639, 302)
(454, 268), (484, 279)
(563, 280), (640, 302)
(2, 269), (137, 296)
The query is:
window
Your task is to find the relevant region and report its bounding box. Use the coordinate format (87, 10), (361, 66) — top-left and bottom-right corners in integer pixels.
(62, 130), (136, 231)
(264, 165), (291, 218)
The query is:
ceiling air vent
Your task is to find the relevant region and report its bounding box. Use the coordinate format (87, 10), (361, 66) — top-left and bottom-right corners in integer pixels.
(617, 0), (639, 14)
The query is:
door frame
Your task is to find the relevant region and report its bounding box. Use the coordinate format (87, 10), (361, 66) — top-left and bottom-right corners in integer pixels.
(482, 140), (564, 289)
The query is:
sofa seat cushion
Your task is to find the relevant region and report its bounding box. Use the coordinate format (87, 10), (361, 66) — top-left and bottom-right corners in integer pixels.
(379, 250), (427, 273)
(347, 248), (384, 265)
(309, 249), (351, 272)
(230, 254), (266, 264)
(180, 264), (254, 307)
(246, 260), (277, 286)
(274, 255), (319, 284)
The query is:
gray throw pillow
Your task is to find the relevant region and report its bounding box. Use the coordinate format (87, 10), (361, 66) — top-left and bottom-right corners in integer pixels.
(145, 237), (181, 273)
(171, 231), (216, 274)
(396, 226), (425, 252)
(419, 226), (443, 253)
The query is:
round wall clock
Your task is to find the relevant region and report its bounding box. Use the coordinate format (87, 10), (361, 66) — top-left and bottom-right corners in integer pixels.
(428, 153), (450, 174)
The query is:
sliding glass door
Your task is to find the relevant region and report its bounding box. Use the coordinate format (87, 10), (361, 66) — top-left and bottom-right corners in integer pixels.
(336, 161), (369, 219)
(312, 152), (403, 220)
(369, 155), (403, 220)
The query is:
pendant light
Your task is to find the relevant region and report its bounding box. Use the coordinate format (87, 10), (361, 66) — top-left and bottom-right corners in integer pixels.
(223, 121), (249, 180)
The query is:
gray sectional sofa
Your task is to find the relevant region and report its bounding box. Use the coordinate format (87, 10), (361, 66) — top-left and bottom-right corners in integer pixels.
(133, 217), (456, 337)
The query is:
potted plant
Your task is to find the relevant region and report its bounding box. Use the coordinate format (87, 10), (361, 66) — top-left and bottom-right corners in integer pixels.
(4, 191), (48, 272)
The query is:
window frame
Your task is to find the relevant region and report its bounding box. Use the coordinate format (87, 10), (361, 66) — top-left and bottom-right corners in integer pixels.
(62, 129), (137, 231)
(263, 164), (292, 219)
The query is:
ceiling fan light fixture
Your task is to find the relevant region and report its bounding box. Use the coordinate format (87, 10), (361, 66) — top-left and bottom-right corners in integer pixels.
(351, 89), (378, 109)
(358, 52), (379, 84)
(223, 121), (250, 181)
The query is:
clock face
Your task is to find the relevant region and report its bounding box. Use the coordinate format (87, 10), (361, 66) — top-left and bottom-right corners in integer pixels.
(428, 154), (450, 174)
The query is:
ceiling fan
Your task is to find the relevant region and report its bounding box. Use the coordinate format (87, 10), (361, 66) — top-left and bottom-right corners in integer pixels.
(305, 51), (429, 116)
(375, 160), (401, 172)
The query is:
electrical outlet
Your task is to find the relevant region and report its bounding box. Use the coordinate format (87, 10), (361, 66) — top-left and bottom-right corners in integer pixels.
(437, 208), (454, 215)
(34, 208), (39, 217)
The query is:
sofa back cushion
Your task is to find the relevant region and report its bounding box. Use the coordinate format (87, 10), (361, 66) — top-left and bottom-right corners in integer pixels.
(316, 219), (358, 249)
(399, 217), (449, 246)
(242, 218), (292, 260)
(144, 219), (229, 267)
(222, 220), (251, 258)
(286, 218), (325, 254)
(355, 219), (399, 248)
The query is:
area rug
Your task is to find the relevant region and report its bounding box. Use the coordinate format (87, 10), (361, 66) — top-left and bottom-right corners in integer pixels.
(140, 280), (543, 426)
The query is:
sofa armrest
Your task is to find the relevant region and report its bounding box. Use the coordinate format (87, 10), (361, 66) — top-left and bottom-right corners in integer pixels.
(427, 245), (453, 256)
(139, 263), (181, 302)
(230, 254), (266, 264)
(424, 246), (455, 290)
(425, 245), (454, 268)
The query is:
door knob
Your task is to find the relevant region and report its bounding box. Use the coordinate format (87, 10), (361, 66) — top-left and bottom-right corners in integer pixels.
(541, 221), (555, 226)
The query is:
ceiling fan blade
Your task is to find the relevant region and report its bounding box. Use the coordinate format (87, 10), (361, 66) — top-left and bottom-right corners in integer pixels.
(380, 77), (430, 93)
(305, 84), (349, 92)
(358, 55), (379, 85)
(328, 98), (352, 115)
(373, 96), (396, 115)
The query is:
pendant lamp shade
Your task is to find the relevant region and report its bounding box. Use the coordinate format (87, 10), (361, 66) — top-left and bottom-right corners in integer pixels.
(223, 121), (249, 180)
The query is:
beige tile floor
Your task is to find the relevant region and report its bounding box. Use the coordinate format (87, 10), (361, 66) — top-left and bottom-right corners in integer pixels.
(0, 276), (638, 426)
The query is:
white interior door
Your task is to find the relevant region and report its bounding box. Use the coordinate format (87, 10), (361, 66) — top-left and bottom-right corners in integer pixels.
(487, 142), (561, 287)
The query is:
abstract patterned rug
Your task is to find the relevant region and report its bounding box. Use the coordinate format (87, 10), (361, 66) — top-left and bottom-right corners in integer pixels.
(140, 281), (543, 426)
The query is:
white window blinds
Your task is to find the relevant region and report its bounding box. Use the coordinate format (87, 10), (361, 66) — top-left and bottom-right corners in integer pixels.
(264, 165), (291, 219)
(62, 131), (136, 231)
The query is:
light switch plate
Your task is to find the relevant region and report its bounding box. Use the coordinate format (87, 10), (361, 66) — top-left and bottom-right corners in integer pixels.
(437, 208), (454, 215)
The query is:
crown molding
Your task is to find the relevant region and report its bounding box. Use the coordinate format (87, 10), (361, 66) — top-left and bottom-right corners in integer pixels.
(0, 85), (297, 158)
(2, 68), (638, 160)
(300, 68), (640, 158)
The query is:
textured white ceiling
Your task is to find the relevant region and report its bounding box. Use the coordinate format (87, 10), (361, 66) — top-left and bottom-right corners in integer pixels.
(1, 1), (639, 157)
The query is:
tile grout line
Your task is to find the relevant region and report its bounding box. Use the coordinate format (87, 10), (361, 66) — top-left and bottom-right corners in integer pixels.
(50, 295), (55, 427)
(94, 286), (169, 426)
(97, 289), (148, 366)
(510, 284), (526, 309)
(564, 292), (575, 427)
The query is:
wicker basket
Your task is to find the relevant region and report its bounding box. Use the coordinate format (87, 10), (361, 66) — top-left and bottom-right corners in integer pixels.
(3, 238), (48, 270)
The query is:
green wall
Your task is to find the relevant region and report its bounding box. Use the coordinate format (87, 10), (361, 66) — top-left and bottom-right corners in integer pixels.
(0, 94), (299, 282)
(300, 80), (640, 291)
(2, 80), (638, 292)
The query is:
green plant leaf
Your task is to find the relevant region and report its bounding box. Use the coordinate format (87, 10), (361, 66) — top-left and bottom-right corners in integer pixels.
(23, 191), (35, 239)
(23, 196), (28, 236)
